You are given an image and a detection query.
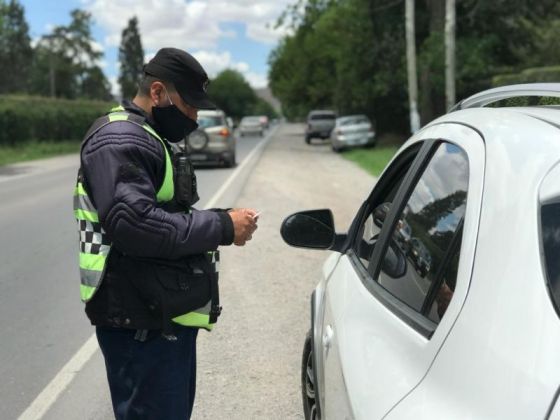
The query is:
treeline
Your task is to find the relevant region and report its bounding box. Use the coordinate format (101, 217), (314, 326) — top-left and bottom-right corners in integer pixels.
(1, 2), (112, 100)
(268, 0), (560, 134)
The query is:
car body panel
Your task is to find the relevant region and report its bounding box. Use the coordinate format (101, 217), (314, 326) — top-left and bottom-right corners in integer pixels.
(318, 122), (485, 419)
(383, 109), (560, 419)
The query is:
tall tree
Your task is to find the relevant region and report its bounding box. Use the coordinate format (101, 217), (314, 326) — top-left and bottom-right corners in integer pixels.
(0, 0), (32, 93)
(118, 16), (144, 99)
(207, 69), (257, 119)
(30, 9), (111, 100)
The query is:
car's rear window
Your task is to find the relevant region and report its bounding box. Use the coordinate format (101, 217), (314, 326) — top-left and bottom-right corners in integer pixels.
(242, 117), (260, 124)
(541, 203), (560, 315)
(310, 114), (335, 120)
(198, 116), (223, 128)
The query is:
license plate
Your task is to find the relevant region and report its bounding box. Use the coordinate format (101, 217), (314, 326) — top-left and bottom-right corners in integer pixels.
(189, 154), (207, 161)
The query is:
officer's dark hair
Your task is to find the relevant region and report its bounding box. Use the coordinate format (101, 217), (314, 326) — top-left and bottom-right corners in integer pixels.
(137, 75), (176, 97)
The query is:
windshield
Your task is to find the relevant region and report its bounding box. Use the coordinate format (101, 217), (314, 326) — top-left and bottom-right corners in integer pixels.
(198, 116), (224, 128)
(310, 114), (335, 120)
(242, 117), (261, 124)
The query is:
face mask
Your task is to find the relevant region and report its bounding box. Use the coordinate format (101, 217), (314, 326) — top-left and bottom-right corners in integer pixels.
(152, 89), (199, 143)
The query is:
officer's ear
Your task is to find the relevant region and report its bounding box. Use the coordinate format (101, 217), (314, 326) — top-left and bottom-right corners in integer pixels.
(150, 81), (166, 106)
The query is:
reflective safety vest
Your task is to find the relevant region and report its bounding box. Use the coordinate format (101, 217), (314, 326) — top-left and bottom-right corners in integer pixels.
(74, 106), (219, 329)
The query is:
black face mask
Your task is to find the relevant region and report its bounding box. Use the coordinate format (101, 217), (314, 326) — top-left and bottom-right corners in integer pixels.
(152, 93), (198, 143)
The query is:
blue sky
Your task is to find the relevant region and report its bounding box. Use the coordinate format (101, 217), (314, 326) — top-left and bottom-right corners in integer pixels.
(20, 0), (292, 94)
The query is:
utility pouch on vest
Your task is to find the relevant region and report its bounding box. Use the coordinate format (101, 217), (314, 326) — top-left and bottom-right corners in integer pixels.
(172, 151), (199, 207)
(128, 253), (219, 333)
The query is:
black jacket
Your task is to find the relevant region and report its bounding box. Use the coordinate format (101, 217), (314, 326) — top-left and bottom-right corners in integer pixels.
(81, 101), (233, 329)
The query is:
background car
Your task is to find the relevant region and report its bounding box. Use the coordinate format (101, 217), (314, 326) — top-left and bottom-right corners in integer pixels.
(305, 110), (336, 144)
(182, 109), (236, 167)
(281, 83), (560, 419)
(330, 114), (375, 152)
(239, 116), (264, 137)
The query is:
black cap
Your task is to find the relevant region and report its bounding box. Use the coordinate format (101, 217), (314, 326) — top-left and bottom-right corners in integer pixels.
(143, 47), (215, 110)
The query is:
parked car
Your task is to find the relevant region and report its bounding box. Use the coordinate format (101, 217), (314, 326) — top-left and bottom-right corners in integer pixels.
(281, 83), (560, 419)
(181, 109), (236, 167)
(240, 116), (264, 137)
(305, 110), (336, 144)
(330, 114), (375, 152)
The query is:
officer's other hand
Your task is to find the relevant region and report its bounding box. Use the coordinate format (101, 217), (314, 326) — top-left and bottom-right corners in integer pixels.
(228, 208), (258, 246)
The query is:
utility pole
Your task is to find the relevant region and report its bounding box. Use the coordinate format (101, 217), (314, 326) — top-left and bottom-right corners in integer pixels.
(405, 0), (420, 133)
(445, 0), (456, 110)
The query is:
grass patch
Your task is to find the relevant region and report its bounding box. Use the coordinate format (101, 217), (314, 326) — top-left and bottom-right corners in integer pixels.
(342, 145), (400, 177)
(0, 140), (80, 167)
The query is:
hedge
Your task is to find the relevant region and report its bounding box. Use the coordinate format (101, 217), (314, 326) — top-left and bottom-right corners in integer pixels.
(0, 95), (116, 146)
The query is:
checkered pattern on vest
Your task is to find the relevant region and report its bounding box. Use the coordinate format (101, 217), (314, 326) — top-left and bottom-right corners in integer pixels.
(78, 219), (111, 255)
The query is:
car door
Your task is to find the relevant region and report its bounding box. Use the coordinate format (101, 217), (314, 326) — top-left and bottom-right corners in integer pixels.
(319, 123), (484, 419)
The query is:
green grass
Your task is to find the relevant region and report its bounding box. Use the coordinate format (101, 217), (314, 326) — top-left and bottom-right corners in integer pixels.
(0, 140), (81, 167)
(342, 145), (400, 177)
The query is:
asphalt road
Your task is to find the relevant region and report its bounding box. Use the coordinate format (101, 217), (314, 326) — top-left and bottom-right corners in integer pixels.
(0, 130), (270, 420)
(2, 124), (376, 420)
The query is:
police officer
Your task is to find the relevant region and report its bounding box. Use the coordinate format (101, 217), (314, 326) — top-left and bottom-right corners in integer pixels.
(74, 47), (257, 419)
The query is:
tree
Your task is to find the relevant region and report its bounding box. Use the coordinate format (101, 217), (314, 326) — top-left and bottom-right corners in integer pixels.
(29, 9), (111, 100)
(118, 16), (144, 100)
(0, 0), (32, 93)
(207, 69), (257, 119)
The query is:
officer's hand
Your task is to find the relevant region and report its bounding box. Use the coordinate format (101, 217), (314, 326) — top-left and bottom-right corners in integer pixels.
(228, 208), (258, 246)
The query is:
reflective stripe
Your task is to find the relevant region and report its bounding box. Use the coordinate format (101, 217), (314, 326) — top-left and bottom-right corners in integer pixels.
(74, 209), (99, 222)
(173, 311), (213, 330)
(79, 252), (106, 271)
(73, 193), (95, 212)
(75, 183), (87, 196)
(108, 113), (129, 122)
(80, 268), (102, 287)
(80, 284), (96, 301)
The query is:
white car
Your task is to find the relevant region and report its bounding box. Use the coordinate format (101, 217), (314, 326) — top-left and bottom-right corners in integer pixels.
(281, 84), (560, 419)
(239, 116), (264, 137)
(330, 114), (376, 152)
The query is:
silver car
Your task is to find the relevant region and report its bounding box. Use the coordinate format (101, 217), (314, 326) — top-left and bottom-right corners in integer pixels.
(330, 114), (375, 152)
(183, 110), (236, 167)
(239, 116), (264, 137)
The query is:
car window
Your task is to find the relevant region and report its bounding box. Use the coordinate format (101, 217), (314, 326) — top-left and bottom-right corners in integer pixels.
(376, 142), (468, 319)
(310, 114), (335, 120)
(541, 203), (560, 316)
(198, 116), (223, 128)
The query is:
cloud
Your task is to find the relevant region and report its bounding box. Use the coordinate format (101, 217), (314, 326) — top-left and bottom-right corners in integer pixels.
(85, 0), (293, 89)
(192, 50), (267, 88)
(85, 0), (293, 49)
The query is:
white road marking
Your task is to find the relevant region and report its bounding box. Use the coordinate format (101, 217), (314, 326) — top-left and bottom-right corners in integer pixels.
(16, 125), (279, 420)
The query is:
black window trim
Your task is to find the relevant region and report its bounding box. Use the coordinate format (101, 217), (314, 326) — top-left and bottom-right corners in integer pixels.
(347, 138), (469, 338)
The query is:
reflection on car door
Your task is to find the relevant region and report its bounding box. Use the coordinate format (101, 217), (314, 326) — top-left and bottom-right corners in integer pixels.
(320, 124), (484, 419)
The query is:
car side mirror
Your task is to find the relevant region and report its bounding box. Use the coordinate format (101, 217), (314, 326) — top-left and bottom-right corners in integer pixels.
(382, 242), (407, 278)
(373, 202), (391, 228)
(281, 209), (336, 249)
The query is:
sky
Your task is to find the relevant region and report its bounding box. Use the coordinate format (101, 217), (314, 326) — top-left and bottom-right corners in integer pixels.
(20, 0), (294, 95)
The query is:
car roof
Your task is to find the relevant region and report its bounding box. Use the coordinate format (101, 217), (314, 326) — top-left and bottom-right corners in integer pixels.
(198, 110), (225, 117)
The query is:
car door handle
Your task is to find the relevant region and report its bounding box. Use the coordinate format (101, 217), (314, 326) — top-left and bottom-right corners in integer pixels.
(323, 325), (334, 349)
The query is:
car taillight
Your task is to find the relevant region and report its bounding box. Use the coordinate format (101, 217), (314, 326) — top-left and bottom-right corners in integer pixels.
(219, 128), (230, 137)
